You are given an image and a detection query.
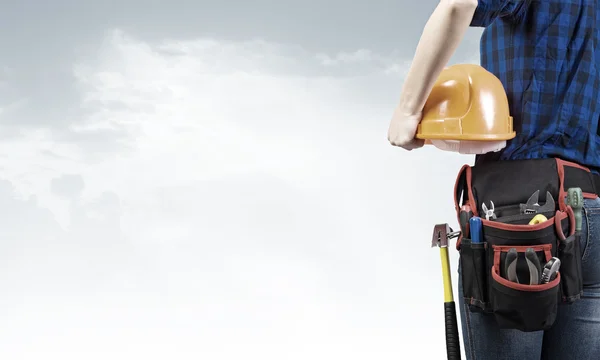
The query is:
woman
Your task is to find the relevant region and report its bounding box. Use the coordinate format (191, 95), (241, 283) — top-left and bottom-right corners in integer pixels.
(389, 1), (600, 359)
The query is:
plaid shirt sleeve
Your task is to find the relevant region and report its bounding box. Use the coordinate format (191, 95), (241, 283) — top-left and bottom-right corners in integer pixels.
(470, 0), (530, 27)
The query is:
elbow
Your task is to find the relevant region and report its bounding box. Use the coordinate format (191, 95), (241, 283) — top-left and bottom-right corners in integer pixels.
(443, 0), (478, 13)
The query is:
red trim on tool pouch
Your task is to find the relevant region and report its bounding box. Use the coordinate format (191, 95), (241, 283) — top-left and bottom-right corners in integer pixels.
(481, 211), (568, 231)
(491, 267), (560, 292)
(556, 159), (568, 211)
(561, 159), (592, 172)
(492, 244), (553, 270)
(492, 244), (552, 252)
(557, 158), (599, 199)
(454, 165), (468, 213)
(555, 207), (576, 240)
(583, 192), (598, 199)
(454, 165), (469, 249)
(466, 166), (478, 217)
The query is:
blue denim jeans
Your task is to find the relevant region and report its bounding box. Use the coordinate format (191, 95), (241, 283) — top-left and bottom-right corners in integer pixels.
(458, 197), (600, 360)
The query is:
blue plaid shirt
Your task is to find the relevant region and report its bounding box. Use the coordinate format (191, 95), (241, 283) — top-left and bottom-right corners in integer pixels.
(471, 0), (600, 174)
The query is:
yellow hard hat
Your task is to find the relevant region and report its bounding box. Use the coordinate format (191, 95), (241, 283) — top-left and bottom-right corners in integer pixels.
(416, 64), (516, 154)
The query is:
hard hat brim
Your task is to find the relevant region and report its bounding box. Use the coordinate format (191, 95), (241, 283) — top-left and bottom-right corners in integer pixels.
(416, 131), (516, 141)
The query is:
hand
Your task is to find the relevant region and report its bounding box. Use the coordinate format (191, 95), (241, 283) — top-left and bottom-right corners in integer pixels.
(387, 108), (425, 150)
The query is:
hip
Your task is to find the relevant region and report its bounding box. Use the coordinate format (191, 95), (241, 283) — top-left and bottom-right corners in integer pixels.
(581, 197), (600, 290)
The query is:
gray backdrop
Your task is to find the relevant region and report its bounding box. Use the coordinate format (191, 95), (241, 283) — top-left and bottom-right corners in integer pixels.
(0, 1), (485, 358)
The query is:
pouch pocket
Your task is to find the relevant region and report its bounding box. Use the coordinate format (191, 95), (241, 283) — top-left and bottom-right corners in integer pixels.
(557, 234), (583, 302)
(554, 206), (583, 303)
(459, 238), (489, 312)
(490, 244), (560, 332)
(493, 211), (557, 225)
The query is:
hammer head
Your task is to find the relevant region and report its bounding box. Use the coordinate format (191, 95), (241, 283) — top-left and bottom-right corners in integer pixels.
(431, 224), (451, 248)
(431, 223), (459, 248)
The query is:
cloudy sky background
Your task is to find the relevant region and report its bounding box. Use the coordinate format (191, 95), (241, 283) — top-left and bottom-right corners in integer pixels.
(0, 1), (486, 358)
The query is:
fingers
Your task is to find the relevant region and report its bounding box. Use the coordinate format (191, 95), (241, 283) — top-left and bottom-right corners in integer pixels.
(402, 139), (425, 151)
(386, 111), (424, 150)
(409, 138), (425, 150)
(387, 133), (413, 147)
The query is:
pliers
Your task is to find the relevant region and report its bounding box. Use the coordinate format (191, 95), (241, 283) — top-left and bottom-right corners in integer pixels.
(482, 201), (497, 220)
(505, 248), (542, 285)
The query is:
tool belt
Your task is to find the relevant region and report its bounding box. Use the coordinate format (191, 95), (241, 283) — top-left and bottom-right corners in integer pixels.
(454, 157), (599, 332)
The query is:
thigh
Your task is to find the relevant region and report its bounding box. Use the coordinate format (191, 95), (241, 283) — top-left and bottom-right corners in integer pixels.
(541, 197), (600, 360)
(458, 265), (544, 360)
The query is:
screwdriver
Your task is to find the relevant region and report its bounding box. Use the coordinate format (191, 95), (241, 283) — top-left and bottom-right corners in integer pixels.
(470, 217), (483, 244)
(567, 188), (583, 232)
(459, 205), (473, 239)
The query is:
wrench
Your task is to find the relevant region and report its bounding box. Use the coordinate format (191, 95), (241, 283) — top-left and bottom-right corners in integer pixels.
(519, 190), (556, 214)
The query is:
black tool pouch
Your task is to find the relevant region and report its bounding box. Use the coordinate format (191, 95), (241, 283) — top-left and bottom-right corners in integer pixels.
(453, 158), (586, 332)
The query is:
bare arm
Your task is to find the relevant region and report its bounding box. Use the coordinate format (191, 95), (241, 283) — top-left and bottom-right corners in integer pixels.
(396, 0), (478, 116)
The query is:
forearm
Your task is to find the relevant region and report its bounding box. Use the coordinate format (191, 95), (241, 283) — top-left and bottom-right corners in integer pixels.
(397, 0), (478, 115)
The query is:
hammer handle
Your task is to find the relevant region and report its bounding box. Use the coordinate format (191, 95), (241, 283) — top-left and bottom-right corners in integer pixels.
(445, 302), (461, 360)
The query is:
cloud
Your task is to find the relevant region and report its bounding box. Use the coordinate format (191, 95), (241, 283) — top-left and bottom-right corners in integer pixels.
(0, 66), (30, 134)
(0, 29), (475, 359)
(65, 30), (414, 192)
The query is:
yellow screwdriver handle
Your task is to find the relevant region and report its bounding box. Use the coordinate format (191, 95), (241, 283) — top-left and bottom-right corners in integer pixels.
(529, 214), (548, 225)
